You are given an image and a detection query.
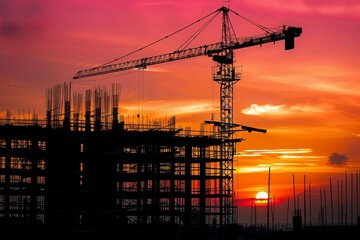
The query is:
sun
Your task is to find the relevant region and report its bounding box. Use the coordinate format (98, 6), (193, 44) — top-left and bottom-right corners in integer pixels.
(256, 191), (268, 200)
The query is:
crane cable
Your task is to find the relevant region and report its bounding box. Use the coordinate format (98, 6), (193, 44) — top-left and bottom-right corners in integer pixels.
(99, 8), (222, 67)
(228, 9), (275, 34)
(93, 7), (275, 68)
(176, 10), (221, 51)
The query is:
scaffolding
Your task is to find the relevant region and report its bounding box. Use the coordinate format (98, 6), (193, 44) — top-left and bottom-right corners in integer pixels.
(0, 83), (238, 236)
(0, 125), (46, 223)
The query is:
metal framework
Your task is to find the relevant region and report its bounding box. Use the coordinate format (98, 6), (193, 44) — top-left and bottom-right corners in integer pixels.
(0, 83), (242, 237)
(72, 6), (302, 225)
(214, 7), (240, 225)
(0, 8), (302, 237)
(0, 121), (234, 236)
(73, 26), (301, 80)
(0, 128), (46, 222)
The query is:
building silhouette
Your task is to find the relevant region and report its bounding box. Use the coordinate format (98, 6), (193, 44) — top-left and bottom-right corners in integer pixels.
(0, 83), (238, 239)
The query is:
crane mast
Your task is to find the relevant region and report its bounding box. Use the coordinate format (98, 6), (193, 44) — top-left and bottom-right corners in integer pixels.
(72, 6), (302, 225)
(214, 6), (239, 225)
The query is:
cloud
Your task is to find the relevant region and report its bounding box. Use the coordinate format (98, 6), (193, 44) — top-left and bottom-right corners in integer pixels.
(121, 100), (212, 116)
(241, 103), (332, 116)
(303, 0), (360, 16)
(236, 161), (318, 174)
(241, 104), (285, 115)
(137, 1), (174, 7)
(237, 148), (312, 156)
(328, 152), (348, 165)
(240, 0), (360, 16)
(305, 79), (360, 96)
(303, 0), (360, 8)
(0, 0), (47, 38)
(278, 155), (323, 159)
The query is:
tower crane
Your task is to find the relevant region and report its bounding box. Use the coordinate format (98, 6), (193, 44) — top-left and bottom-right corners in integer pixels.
(73, 6), (301, 139)
(72, 6), (302, 224)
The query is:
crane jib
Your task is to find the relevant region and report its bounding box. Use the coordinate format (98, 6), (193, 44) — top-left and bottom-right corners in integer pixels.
(73, 26), (302, 80)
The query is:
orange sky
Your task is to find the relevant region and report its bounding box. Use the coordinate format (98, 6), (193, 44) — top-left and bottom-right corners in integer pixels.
(1, 0), (360, 226)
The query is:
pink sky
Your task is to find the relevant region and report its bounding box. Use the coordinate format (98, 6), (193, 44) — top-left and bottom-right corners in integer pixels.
(1, 0), (360, 226)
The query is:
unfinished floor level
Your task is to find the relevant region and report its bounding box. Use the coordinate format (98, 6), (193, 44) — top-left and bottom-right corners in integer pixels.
(0, 83), (238, 238)
(0, 120), (237, 234)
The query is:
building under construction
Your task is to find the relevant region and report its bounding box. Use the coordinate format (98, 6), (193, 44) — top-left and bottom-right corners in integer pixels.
(0, 6), (303, 239)
(0, 82), (242, 239)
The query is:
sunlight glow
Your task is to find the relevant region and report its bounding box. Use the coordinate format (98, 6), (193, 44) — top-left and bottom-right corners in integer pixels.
(256, 191), (268, 200)
(277, 155), (324, 159)
(237, 166), (270, 173)
(122, 101), (212, 116)
(243, 148), (312, 155)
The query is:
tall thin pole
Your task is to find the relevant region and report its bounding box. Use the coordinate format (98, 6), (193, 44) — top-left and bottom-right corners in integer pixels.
(319, 188), (323, 225)
(345, 170), (348, 225)
(309, 182), (312, 226)
(303, 175), (306, 226)
(341, 180), (343, 225)
(330, 177), (334, 225)
(357, 170), (359, 220)
(337, 179), (340, 225)
(293, 174), (296, 211)
(286, 197), (290, 229)
(351, 171), (353, 224)
(250, 198), (254, 226)
(267, 167), (270, 232)
(254, 198), (257, 227)
(272, 195), (275, 231)
(324, 188), (327, 226)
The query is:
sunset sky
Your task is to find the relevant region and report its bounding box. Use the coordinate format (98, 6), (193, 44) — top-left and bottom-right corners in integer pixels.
(1, 0), (360, 226)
